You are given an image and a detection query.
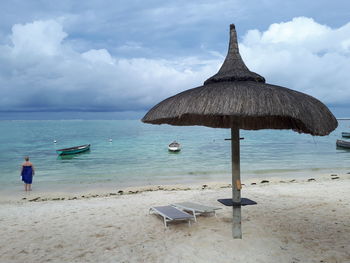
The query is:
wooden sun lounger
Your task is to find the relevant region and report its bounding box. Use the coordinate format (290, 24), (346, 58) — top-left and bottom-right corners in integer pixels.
(149, 205), (195, 228)
(171, 202), (221, 222)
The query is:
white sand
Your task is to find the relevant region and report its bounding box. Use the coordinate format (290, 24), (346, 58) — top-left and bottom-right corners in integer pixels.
(0, 174), (349, 263)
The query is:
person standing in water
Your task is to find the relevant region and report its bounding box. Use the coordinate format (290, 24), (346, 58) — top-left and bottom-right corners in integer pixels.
(21, 156), (35, 191)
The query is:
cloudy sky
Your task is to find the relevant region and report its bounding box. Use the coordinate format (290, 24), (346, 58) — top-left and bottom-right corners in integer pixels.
(1, 0), (350, 118)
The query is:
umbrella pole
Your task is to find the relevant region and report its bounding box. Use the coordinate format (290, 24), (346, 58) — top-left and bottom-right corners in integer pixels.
(231, 127), (242, 239)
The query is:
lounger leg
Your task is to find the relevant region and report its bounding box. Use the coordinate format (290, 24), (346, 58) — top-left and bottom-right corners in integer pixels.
(164, 218), (167, 228)
(192, 209), (197, 222)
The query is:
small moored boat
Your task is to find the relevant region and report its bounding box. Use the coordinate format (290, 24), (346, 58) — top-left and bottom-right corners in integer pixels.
(341, 132), (350, 138)
(336, 140), (350, 149)
(168, 141), (181, 152)
(56, 144), (91, 155)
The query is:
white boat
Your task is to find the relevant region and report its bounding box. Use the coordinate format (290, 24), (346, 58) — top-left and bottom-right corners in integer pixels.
(168, 141), (181, 152)
(336, 139), (350, 149)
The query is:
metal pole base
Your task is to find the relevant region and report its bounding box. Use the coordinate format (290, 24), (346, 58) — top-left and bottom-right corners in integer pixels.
(231, 127), (242, 239)
(232, 206), (242, 238)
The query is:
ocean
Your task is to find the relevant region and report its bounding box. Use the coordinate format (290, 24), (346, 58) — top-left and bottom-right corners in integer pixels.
(0, 119), (349, 195)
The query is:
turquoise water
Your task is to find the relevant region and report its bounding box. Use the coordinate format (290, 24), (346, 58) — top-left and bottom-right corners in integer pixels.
(0, 119), (350, 194)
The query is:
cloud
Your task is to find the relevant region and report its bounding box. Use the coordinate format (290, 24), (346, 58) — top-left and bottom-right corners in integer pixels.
(240, 17), (350, 105)
(0, 19), (221, 112)
(11, 20), (67, 56)
(1, 17), (350, 113)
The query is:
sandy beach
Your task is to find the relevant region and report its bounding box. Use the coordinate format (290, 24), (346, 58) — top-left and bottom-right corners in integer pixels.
(1, 173), (349, 263)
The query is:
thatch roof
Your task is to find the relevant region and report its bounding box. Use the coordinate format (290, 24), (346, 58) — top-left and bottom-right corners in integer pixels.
(204, 25), (265, 84)
(142, 24), (338, 136)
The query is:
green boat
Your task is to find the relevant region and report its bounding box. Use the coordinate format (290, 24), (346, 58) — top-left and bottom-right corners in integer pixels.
(56, 144), (91, 155)
(342, 132), (350, 138)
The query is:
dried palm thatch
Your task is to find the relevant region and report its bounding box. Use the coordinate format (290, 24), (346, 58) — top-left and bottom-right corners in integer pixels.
(142, 24), (338, 136)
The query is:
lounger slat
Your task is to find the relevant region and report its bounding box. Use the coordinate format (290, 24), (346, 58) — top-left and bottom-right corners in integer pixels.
(151, 206), (194, 220)
(172, 202), (221, 213)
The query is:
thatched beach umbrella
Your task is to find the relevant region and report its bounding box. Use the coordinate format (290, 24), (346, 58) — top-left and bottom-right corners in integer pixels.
(142, 24), (338, 238)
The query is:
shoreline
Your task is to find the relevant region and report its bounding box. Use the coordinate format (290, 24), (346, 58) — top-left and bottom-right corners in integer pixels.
(2, 171), (349, 204)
